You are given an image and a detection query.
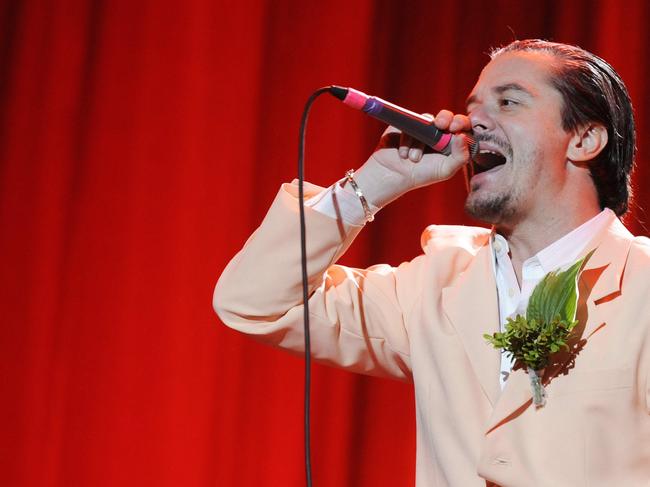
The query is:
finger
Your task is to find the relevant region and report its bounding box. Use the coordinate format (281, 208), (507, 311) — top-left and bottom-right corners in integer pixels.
(408, 133), (426, 161)
(448, 134), (471, 169)
(438, 134), (471, 180)
(399, 131), (425, 160)
(449, 114), (472, 133)
(409, 143), (425, 162)
(399, 131), (412, 159)
(433, 109), (454, 130)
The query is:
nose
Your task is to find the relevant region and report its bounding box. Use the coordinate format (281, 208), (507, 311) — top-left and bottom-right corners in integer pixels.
(469, 106), (494, 134)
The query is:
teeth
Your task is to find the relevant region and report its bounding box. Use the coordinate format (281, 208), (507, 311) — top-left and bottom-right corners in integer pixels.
(473, 149), (507, 173)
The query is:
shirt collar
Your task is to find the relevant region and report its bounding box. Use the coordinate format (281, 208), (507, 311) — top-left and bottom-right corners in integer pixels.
(491, 208), (617, 274)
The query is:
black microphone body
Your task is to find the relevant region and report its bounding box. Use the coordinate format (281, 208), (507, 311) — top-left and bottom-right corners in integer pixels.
(329, 85), (478, 158)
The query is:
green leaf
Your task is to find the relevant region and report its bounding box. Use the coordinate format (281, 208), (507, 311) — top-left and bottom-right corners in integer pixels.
(527, 249), (595, 323)
(563, 248), (595, 322)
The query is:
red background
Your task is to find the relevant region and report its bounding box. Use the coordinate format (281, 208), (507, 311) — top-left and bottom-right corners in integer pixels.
(1, 1), (648, 486)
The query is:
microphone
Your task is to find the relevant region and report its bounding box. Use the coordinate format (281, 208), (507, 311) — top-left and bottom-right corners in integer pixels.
(328, 85), (478, 158)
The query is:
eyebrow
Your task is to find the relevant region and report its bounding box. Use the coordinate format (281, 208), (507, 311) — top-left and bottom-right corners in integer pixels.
(465, 83), (534, 109)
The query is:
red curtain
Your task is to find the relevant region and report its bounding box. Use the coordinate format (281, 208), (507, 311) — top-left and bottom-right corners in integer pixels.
(1, 1), (648, 485)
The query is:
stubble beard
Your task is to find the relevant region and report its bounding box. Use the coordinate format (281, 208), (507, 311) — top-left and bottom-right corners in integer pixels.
(464, 188), (516, 224)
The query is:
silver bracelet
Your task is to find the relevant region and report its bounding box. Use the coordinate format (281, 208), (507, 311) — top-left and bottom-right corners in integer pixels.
(344, 169), (374, 222)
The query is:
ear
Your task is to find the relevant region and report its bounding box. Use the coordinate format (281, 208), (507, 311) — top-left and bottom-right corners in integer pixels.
(566, 123), (608, 163)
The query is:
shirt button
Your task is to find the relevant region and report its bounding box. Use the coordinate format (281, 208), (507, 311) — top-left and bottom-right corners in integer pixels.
(508, 288), (515, 298)
(493, 240), (503, 252)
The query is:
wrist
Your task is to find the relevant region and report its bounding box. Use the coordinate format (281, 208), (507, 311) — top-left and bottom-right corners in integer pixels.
(350, 156), (412, 209)
(341, 170), (377, 222)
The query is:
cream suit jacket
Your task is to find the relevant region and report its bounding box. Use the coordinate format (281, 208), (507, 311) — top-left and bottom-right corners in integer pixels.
(214, 182), (650, 486)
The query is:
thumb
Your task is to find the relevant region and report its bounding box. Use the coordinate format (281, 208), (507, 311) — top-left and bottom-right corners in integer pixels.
(438, 134), (471, 180)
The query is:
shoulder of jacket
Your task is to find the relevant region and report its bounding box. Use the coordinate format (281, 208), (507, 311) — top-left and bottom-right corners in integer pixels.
(420, 224), (492, 254)
(628, 235), (650, 261)
(632, 235), (650, 247)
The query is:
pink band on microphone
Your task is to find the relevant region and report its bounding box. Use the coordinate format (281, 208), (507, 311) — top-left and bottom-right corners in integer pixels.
(343, 88), (369, 110)
(432, 132), (452, 152)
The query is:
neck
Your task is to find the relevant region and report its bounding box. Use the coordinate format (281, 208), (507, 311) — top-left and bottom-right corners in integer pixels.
(496, 198), (601, 285)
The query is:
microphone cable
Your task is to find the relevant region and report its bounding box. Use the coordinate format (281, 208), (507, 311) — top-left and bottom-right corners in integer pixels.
(297, 86), (331, 487)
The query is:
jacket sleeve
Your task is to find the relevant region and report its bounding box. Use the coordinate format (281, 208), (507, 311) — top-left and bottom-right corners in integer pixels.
(214, 181), (413, 381)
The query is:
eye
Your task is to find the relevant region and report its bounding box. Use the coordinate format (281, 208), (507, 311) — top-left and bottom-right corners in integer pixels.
(499, 98), (518, 108)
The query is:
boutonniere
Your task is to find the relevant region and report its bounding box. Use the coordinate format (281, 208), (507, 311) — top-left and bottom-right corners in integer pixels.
(484, 249), (595, 407)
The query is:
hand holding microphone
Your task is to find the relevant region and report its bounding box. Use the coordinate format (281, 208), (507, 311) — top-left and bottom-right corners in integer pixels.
(329, 86), (476, 208)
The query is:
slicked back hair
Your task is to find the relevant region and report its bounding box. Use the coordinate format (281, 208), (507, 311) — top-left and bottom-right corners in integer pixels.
(490, 39), (636, 216)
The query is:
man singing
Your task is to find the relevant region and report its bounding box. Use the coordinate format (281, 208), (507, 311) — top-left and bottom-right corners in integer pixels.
(214, 40), (650, 486)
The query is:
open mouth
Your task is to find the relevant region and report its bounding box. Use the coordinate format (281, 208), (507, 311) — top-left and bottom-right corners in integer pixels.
(472, 149), (507, 175)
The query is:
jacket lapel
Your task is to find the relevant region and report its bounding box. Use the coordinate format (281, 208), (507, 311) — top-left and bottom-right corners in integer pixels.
(484, 216), (634, 433)
(441, 240), (502, 406)
(580, 218), (633, 338)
